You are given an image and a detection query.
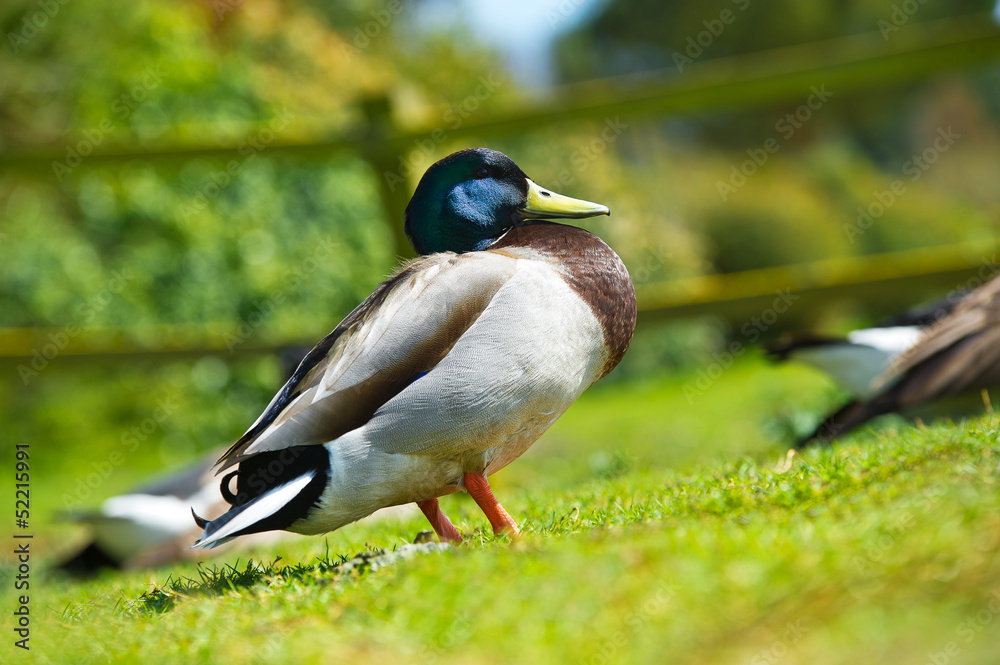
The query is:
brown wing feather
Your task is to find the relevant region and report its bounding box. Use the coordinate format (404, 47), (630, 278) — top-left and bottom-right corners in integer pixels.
(886, 278), (1000, 380)
(217, 253), (517, 469)
(802, 275), (1000, 445)
(216, 266), (416, 466)
(895, 328), (1000, 405)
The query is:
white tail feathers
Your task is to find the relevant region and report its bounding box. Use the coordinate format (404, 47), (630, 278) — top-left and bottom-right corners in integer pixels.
(191, 471), (316, 550)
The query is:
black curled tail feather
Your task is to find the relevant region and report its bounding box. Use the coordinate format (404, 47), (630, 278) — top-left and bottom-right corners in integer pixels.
(193, 445), (331, 546)
(220, 470), (240, 505)
(231, 445), (330, 508)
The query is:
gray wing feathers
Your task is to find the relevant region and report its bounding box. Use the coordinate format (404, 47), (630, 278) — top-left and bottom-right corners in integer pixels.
(358, 261), (607, 457)
(227, 253), (519, 461)
(873, 276), (1000, 403)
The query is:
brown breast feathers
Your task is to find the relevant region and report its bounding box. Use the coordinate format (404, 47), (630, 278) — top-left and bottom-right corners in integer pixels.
(490, 222), (637, 378)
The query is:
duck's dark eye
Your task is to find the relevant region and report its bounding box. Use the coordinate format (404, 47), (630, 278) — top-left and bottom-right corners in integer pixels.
(473, 167), (490, 179)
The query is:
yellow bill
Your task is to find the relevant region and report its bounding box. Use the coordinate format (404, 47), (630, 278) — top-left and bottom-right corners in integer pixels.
(521, 179), (610, 219)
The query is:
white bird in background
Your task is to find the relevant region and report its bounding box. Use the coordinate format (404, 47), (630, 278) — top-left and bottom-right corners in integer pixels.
(58, 449), (241, 573)
(57, 346), (315, 575)
(767, 325), (925, 401)
(765, 278), (1000, 446)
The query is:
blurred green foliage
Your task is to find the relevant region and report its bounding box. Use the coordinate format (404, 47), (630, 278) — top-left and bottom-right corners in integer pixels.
(556, 0), (994, 80)
(0, 0), (517, 332)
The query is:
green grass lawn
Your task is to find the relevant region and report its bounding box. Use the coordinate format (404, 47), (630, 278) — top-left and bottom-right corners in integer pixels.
(10, 356), (1000, 664)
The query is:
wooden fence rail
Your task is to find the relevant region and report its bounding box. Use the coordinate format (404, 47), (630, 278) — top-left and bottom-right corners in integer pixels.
(2, 15), (999, 364)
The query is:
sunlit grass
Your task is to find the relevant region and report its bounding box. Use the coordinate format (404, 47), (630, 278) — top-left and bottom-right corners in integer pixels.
(20, 356), (1000, 664)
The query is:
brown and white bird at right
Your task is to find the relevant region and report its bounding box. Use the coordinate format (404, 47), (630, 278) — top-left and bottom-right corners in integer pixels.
(764, 277), (1000, 447)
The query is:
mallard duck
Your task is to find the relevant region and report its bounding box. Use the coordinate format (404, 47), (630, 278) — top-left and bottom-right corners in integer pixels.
(58, 349), (317, 573)
(58, 448), (233, 573)
(765, 278), (1000, 446)
(192, 148), (637, 548)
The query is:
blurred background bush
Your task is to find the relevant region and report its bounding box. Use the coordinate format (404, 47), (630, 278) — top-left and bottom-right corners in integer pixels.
(2, 0), (999, 520)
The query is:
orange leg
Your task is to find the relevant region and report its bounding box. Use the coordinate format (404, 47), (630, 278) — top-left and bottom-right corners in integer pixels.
(464, 472), (520, 536)
(417, 498), (463, 543)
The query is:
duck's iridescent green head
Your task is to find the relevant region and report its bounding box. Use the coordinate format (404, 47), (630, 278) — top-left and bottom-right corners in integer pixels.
(404, 148), (610, 255)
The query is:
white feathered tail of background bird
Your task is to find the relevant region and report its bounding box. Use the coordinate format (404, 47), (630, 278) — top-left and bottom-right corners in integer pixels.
(764, 278), (1000, 446)
(56, 448), (246, 574)
(56, 346), (316, 575)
